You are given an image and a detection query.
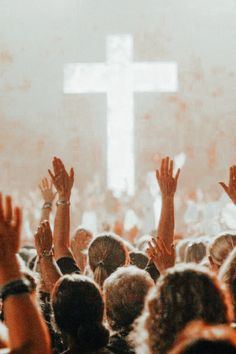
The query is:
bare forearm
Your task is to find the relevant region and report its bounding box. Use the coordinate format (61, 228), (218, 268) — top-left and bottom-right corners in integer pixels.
(0, 258), (51, 353)
(54, 204), (72, 260)
(157, 196), (175, 250)
(39, 256), (62, 293)
(40, 208), (51, 223)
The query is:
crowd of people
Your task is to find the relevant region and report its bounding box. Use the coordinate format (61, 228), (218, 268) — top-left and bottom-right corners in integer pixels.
(1, 156), (236, 353)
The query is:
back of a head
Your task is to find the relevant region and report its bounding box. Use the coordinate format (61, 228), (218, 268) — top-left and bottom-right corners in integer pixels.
(185, 242), (206, 264)
(52, 274), (109, 352)
(176, 239), (190, 263)
(88, 233), (129, 287)
(104, 266), (154, 331)
(129, 251), (149, 269)
(132, 264), (233, 354)
(168, 321), (236, 354)
(219, 247), (236, 320)
(209, 234), (236, 268)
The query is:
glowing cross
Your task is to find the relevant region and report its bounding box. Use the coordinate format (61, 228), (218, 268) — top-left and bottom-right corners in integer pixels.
(64, 34), (178, 196)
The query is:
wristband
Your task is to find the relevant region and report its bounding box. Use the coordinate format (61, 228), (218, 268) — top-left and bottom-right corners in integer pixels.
(1, 279), (31, 302)
(39, 249), (54, 259)
(42, 202), (52, 209)
(56, 200), (70, 207)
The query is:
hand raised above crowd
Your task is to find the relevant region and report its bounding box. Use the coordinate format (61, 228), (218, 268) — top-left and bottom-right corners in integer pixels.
(48, 156), (74, 201)
(156, 156), (180, 198)
(34, 221), (53, 258)
(0, 194), (21, 266)
(39, 177), (56, 204)
(146, 237), (175, 274)
(219, 165), (236, 205)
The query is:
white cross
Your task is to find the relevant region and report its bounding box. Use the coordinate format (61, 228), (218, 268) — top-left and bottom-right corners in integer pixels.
(64, 34), (178, 196)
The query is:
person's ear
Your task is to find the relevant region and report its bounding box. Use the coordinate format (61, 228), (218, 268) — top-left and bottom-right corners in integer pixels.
(208, 255), (219, 272)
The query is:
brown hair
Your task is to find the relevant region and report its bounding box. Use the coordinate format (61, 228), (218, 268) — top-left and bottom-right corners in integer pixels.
(88, 233), (129, 287)
(104, 266), (154, 331)
(131, 264), (233, 354)
(185, 241), (206, 263)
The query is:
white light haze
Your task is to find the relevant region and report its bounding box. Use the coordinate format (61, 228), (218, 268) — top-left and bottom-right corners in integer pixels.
(64, 34), (178, 196)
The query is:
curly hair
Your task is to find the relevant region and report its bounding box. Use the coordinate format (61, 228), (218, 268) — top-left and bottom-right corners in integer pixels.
(132, 264), (233, 354)
(88, 233), (129, 287)
(104, 266), (154, 331)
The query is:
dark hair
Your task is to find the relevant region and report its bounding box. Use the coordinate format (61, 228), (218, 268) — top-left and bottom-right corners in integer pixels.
(132, 264), (233, 354)
(104, 266), (154, 331)
(129, 251), (149, 269)
(88, 233), (129, 287)
(168, 321), (236, 354)
(52, 274), (109, 352)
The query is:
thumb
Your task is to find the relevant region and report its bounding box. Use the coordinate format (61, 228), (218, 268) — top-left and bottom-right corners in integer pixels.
(219, 182), (229, 193)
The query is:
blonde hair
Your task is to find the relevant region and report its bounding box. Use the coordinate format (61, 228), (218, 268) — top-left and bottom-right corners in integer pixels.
(88, 233), (129, 287)
(209, 234), (236, 267)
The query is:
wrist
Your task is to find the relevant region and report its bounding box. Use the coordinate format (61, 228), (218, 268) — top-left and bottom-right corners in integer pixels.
(162, 195), (174, 202)
(39, 249), (54, 259)
(58, 193), (71, 201)
(42, 201), (52, 209)
(56, 199), (70, 207)
(0, 256), (21, 285)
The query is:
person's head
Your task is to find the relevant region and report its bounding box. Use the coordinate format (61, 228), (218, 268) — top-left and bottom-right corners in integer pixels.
(132, 264), (233, 354)
(129, 251), (149, 269)
(168, 321), (236, 354)
(209, 234), (236, 272)
(175, 239), (190, 263)
(219, 247), (236, 320)
(71, 227), (93, 272)
(88, 233), (129, 287)
(104, 266), (154, 332)
(185, 241), (206, 264)
(51, 274), (109, 353)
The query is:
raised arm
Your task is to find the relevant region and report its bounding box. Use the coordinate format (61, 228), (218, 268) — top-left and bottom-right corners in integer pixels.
(48, 157), (74, 261)
(0, 194), (51, 354)
(34, 221), (62, 294)
(156, 157), (180, 251)
(38, 177), (56, 223)
(219, 165), (236, 205)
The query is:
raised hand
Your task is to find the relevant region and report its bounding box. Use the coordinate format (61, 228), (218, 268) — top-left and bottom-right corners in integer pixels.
(48, 157), (74, 200)
(39, 177), (56, 204)
(156, 156), (180, 198)
(219, 165), (236, 204)
(0, 194), (22, 263)
(34, 221), (53, 257)
(146, 237), (175, 274)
